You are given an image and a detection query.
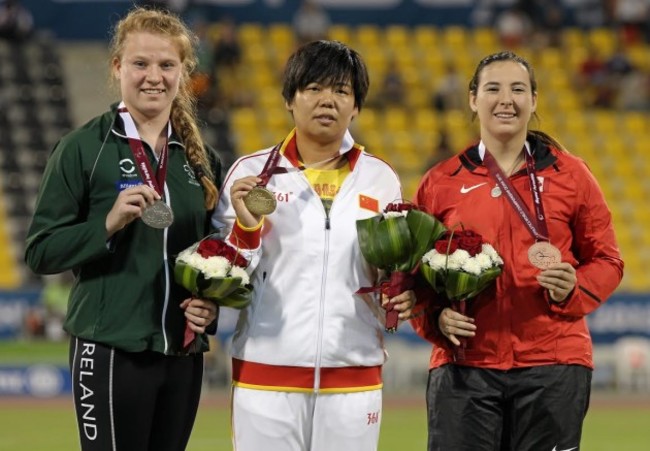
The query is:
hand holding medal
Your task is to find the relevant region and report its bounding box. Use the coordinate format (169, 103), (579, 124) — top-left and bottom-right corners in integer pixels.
(118, 105), (174, 229)
(141, 199), (174, 229)
(483, 147), (563, 270)
(106, 184), (164, 236)
(241, 144), (283, 217)
(231, 175), (267, 226)
(483, 146), (576, 301)
(244, 186), (277, 216)
(239, 143), (344, 217)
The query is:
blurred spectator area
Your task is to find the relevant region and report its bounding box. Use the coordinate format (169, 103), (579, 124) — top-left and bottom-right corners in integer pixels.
(0, 24), (648, 294)
(227, 23), (649, 293)
(0, 35), (72, 288)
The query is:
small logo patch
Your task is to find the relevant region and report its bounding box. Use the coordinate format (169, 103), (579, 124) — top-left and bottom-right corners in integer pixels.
(119, 158), (136, 175)
(359, 194), (379, 212)
(116, 180), (141, 191)
(460, 182), (487, 194)
(184, 164), (201, 187)
(367, 411), (380, 425)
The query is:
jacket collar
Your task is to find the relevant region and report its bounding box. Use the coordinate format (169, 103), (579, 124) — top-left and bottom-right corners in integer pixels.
(279, 128), (364, 170)
(108, 102), (184, 148)
(459, 134), (558, 175)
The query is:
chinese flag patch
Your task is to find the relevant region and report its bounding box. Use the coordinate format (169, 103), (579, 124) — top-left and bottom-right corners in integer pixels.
(359, 194), (379, 212)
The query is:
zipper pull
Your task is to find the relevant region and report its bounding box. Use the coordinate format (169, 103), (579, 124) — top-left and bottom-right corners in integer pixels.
(325, 216), (330, 230)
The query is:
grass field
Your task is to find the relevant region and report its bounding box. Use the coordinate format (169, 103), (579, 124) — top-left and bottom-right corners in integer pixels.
(0, 339), (70, 364)
(2, 341), (650, 450)
(1, 395), (650, 450)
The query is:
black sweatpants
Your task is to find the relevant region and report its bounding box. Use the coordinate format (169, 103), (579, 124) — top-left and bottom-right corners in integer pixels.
(426, 364), (592, 451)
(69, 336), (204, 451)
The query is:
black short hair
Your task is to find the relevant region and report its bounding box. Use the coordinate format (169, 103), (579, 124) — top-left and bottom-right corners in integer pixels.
(282, 40), (370, 111)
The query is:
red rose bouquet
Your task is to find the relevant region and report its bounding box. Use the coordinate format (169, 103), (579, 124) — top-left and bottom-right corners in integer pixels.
(174, 234), (252, 348)
(356, 202), (446, 332)
(420, 227), (503, 359)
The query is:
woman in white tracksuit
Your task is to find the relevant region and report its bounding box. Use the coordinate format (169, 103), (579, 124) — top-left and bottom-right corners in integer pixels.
(212, 40), (415, 451)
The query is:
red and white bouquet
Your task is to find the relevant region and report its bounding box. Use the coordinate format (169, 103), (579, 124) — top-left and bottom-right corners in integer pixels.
(356, 202), (446, 332)
(174, 234), (252, 348)
(420, 228), (503, 359)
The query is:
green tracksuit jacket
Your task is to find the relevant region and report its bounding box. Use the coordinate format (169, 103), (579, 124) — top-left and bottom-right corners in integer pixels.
(25, 106), (222, 355)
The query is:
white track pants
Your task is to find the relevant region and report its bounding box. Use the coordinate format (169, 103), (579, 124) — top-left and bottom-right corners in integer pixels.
(231, 386), (383, 451)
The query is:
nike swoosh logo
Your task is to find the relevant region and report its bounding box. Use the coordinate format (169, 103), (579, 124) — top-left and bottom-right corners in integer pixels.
(460, 182), (487, 194)
(552, 446), (577, 451)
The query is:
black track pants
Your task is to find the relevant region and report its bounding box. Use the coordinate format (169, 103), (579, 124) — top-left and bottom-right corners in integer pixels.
(69, 336), (203, 451)
(426, 364), (591, 451)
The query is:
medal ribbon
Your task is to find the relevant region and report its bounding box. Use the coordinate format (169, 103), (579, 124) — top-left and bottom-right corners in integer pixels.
(257, 144), (284, 187)
(118, 106), (169, 197)
(256, 143), (344, 187)
(483, 147), (550, 242)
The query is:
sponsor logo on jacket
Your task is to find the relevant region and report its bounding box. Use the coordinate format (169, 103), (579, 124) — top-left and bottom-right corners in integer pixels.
(184, 163), (201, 187)
(116, 158), (141, 191)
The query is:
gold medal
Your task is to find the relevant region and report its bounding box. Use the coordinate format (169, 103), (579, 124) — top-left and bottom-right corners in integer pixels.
(527, 241), (561, 269)
(142, 200), (174, 228)
(243, 186), (277, 216)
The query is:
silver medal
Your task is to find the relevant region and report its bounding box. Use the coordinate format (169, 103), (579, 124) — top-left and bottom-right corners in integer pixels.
(142, 200), (174, 228)
(490, 185), (502, 198)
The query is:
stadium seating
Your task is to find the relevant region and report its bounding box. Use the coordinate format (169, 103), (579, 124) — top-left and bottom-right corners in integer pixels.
(0, 37), (72, 288)
(226, 24), (649, 292)
(0, 194), (20, 288)
(0, 25), (646, 292)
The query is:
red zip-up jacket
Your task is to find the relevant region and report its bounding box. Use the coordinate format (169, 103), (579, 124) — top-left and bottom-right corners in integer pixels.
(411, 136), (624, 370)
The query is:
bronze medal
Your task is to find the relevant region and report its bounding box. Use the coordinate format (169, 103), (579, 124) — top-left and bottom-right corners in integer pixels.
(244, 186), (277, 216)
(527, 241), (561, 269)
(142, 200), (174, 228)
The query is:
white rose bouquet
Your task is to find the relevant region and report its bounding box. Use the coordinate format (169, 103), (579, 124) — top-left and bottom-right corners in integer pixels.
(420, 228), (503, 359)
(174, 234), (252, 348)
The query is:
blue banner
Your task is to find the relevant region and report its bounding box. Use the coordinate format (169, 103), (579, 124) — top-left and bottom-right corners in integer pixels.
(3, 288), (649, 346)
(384, 293), (650, 346)
(0, 365), (71, 397)
(19, 0), (481, 40)
(587, 294), (650, 344)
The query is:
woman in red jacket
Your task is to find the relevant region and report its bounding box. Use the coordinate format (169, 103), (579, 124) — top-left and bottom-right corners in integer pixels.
(411, 51), (624, 451)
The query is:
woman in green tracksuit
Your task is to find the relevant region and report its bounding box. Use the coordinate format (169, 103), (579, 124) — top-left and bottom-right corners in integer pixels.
(24, 8), (220, 451)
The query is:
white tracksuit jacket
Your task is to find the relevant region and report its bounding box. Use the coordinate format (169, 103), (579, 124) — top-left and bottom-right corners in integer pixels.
(212, 129), (402, 393)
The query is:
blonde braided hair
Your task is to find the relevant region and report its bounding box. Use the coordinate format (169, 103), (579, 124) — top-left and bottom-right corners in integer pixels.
(170, 85), (218, 209)
(109, 7), (218, 209)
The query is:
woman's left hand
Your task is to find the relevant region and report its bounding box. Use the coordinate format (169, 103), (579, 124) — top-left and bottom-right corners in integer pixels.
(382, 289), (416, 320)
(536, 262), (577, 303)
(181, 298), (219, 333)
